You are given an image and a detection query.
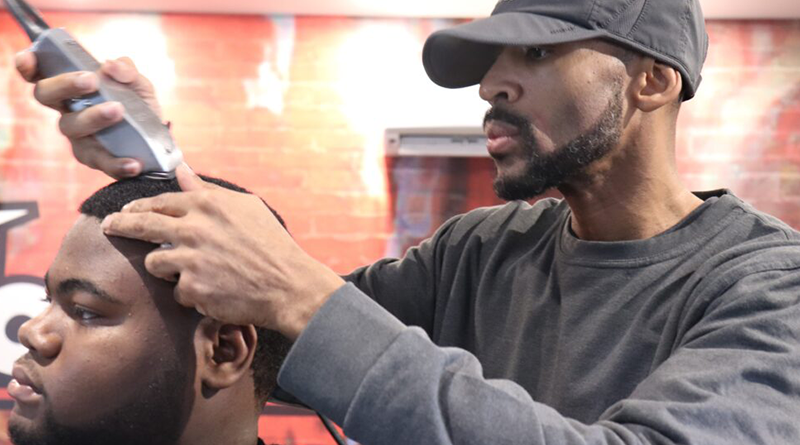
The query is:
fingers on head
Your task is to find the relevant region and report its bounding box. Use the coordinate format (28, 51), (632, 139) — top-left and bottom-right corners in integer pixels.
(175, 273), (213, 311)
(175, 163), (209, 192)
(174, 277), (191, 307)
(103, 211), (174, 243)
(123, 193), (190, 218)
(145, 248), (183, 281)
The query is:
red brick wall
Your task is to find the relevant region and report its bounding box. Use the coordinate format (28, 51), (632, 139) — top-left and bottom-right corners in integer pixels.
(0, 10), (799, 445)
(678, 21), (800, 227)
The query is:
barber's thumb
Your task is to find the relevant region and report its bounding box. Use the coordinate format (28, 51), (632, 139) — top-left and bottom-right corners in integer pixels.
(101, 57), (138, 84)
(176, 163), (204, 191)
(176, 163), (220, 192)
(15, 51), (37, 82)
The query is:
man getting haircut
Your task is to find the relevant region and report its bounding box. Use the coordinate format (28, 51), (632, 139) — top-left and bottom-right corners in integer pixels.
(7, 176), (292, 445)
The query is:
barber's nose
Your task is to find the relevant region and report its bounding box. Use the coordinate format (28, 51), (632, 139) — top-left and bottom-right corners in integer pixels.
(18, 308), (62, 359)
(479, 48), (522, 105)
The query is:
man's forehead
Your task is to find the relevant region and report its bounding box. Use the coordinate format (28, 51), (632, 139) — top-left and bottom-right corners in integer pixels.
(49, 216), (155, 302)
(65, 215), (153, 257)
(61, 216), (135, 259)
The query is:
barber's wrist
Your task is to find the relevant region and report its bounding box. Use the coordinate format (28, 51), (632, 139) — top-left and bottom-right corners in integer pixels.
(279, 268), (346, 341)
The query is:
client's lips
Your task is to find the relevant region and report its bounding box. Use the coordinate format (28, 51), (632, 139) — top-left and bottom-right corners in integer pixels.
(484, 120), (521, 157)
(9, 363), (43, 404)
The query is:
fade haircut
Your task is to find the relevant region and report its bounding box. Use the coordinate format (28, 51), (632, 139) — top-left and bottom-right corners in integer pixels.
(79, 175), (292, 405)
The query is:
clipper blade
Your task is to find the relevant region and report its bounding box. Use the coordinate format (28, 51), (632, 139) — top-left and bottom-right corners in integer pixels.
(143, 171), (176, 181)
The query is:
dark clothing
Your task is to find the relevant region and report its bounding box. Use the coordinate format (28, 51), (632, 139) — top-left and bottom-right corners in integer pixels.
(279, 191), (800, 444)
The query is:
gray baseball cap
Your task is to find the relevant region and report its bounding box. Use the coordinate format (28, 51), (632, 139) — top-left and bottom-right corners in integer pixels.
(422, 0), (709, 100)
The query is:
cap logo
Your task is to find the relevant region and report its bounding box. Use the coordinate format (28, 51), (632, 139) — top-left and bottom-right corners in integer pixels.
(550, 26), (576, 35)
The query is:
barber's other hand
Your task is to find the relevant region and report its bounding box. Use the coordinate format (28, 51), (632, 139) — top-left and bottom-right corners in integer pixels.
(15, 52), (161, 179)
(100, 165), (346, 340)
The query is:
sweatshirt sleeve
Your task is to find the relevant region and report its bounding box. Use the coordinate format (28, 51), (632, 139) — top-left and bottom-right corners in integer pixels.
(278, 257), (800, 445)
(342, 214), (464, 334)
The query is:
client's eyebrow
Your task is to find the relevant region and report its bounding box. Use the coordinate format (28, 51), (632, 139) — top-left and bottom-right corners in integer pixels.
(57, 278), (124, 305)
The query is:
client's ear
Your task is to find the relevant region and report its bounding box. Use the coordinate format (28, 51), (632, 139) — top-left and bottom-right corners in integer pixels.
(196, 318), (257, 391)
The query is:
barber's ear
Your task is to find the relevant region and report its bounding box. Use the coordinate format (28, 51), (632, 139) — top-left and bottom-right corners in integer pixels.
(196, 318), (257, 391)
(628, 58), (683, 112)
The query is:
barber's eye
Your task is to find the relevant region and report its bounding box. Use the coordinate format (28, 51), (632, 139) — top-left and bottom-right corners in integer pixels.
(524, 46), (551, 61)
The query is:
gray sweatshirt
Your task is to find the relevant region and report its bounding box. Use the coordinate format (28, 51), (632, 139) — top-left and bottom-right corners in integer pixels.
(278, 191), (800, 444)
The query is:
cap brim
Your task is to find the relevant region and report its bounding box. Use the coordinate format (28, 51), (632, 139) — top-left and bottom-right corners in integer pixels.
(423, 12), (605, 89)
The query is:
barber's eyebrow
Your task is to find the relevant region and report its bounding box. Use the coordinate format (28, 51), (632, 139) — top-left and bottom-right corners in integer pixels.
(57, 278), (124, 305)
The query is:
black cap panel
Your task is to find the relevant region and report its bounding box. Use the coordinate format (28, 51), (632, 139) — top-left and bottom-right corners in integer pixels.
(492, 0), (594, 22)
(423, 12), (605, 89)
(423, 0), (708, 100)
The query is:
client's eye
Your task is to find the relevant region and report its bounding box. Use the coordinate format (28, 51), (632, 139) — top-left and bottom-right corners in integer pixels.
(524, 46), (551, 61)
(73, 306), (100, 321)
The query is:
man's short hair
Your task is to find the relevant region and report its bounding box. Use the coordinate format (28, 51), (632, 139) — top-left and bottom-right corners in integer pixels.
(79, 175), (292, 404)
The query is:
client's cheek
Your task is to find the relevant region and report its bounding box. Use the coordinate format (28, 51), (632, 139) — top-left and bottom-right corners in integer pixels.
(44, 353), (149, 424)
(45, 369), (112, 424)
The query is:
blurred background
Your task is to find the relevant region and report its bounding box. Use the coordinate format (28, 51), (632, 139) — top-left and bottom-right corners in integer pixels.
(0, 0), (799, 443)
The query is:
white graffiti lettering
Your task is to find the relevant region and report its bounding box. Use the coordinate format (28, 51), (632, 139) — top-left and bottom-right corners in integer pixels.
(0, 203), (47, 386)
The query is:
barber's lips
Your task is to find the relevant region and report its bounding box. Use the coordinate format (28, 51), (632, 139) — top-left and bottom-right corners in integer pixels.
(485, 121), (521, 158)
(8, 364), (43, 404)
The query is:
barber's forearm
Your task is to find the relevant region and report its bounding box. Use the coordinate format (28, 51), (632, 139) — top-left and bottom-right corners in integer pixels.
(277, 284), (560, 444)
(275, 284), (558, 444)
(277, 284), (792, 445)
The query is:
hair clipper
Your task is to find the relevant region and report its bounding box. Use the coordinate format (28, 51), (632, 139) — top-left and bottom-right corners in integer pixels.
(4, 0), (183, 179)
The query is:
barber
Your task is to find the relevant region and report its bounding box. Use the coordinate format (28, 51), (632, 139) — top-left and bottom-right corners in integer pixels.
(14, 0), (800, 443)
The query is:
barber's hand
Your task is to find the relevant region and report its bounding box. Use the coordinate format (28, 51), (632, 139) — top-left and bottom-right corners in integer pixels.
(15, 52), (161, 179)
(100, 165), (346, 340)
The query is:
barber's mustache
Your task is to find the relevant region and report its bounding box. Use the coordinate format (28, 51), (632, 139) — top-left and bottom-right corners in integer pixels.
(483, 106), (530, 132)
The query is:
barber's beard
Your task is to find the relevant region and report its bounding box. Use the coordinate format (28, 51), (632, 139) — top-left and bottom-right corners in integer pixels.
(8, 357), (192, 445)
(487, 87), (624, 201)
